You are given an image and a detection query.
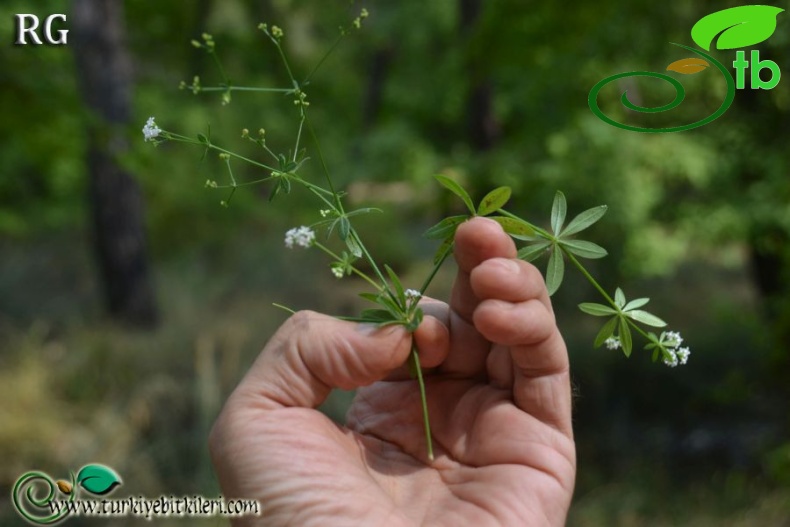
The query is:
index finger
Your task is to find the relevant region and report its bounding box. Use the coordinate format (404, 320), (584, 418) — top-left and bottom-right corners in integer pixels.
(439, 217), (518, 377)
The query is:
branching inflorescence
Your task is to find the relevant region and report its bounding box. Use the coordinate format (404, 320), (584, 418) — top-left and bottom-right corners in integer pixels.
(145, 8), (689, 460)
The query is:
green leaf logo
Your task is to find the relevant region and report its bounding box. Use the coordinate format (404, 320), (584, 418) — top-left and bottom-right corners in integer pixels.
(691, 5), (784, 51)
(76, 464), (122, 496)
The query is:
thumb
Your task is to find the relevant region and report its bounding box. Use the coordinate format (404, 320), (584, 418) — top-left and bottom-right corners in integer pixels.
(234, 311), (412, 409)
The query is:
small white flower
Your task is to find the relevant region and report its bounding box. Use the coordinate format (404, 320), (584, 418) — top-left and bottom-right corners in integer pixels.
(142, 117), (161, 142)
(284, 226), (315, 249)
(405, 289), (422, 300)
(320, 209), (332, 218)
(331, 266), (344, 279)
(676, 347), (690, 365)
(663, 349), (679, 367)
(604, 337), (621, 350)
(665, 331), (683, 348)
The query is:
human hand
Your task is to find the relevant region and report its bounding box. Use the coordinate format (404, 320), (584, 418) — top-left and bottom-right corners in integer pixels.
(209, 217), (576, 526)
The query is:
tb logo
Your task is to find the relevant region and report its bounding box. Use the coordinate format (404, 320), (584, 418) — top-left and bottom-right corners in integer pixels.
(589, 5), (784, 133)
(14, 14), (69, 45)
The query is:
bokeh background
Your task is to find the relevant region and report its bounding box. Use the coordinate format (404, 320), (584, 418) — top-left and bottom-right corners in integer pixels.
(2, 0), (789, 525)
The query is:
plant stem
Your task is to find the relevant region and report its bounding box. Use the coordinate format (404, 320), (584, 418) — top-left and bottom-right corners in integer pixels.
(209, 50), (229, 85)
(198, 86), (294, 93)
(562, 247), (652, 341)
(562, 247), (616, 306)
(419, 242), (453, 295)
(303, 31), (346, 84)
(411, 344), (434, 461)
(293, 116), (305, 162)
(314, 242), (383, 292)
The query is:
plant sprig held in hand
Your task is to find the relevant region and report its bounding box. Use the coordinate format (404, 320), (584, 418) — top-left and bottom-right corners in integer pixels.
(144, 8), (690, 461)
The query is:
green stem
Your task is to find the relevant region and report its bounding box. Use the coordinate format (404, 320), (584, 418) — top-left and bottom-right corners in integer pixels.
(419, 242), (454, 295)
(314, 242), (383, 292)
(273, 41), (298, 90)
(350, 229), (391, 293)
(562, 247), (652, 341)
(223, 157), (237, 205)
(411, 344), (434, 461)
(303, 31), (346, 84)
(214, 177), (274, 189)
(293, 116), (305, 162)
(561, 247), (616, 306)
(209, 144), (279, 173)
(209, 50), (229, 85)
(304, 112), (340, 206)
(199, 86), (293, 93)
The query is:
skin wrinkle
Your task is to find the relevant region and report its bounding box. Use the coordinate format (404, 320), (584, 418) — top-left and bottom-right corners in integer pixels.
(435, 468), (536, 525)
(514, 371), (573, 437)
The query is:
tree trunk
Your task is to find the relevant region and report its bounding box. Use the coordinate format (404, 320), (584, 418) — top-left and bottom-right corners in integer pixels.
(362, 46), (394, 130)
(72, 0), (158, 327)
(459, 0), (500, 152)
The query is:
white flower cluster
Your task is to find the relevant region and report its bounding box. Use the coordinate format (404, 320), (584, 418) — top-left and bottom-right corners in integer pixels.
(662, 331), (690, 367)
(405, 289), (422, 300)
(284, 226), (315, 249)
(331, 265), (344, 279)
(604, 336), (621, 350)
(142, 117), (161, 142)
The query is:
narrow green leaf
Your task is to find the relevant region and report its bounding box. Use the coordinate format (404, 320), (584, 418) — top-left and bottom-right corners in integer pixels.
(338, 217), (350, 241)
(424, 215), (467, 240)
(652, 348), (660, 362)
(359, 292), (381, 304)
(518, 241), (551, 262)
(345, 234), (362, 258)
(578, 303), (619, 316)
(561, 205), (608, 237)
(477, 186), (512, 216)
(268, 181), (282, 202)
(489, 216), (536, 238)
(623, 298), (650, 311)
(626, 310), (667, 328)
(197, 133), (209, 144)
(359, 308), (397, 323)
(551, 191), (567, 236)
(619, 317), (633, 357)
(614, 288), (626, 309)
(646, 331), (660, 344)
(346, 207), (383, 218)
(435, 175), (476, 215)
(377, 294), (403, 318)
(545, 246), (565, 296)
(385, 264), (406, 306)
(560, 239), (608, 259)
(433, 237), (454, 265)
(594, 317), (619, 347)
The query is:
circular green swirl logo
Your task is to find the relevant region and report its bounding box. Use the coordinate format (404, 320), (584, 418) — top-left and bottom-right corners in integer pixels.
(589, 5), (784, 133)
(588, 44), (736, 133)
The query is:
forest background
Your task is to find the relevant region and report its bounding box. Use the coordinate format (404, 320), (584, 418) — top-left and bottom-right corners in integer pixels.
(1, 0), (789, 525)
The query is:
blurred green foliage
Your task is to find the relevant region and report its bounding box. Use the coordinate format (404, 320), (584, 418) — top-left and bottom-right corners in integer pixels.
(2, 0), (790, 524)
